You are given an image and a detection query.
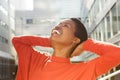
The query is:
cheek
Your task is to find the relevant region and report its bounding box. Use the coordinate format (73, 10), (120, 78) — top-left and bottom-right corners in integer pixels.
(62, 31), (75, 42)
(63, 30), (75, 38)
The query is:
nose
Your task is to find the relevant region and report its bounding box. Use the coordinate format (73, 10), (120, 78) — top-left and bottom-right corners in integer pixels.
(54, 25), (61, 30)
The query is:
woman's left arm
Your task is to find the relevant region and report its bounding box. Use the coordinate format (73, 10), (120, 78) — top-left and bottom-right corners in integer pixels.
(83, 39), (120, 76)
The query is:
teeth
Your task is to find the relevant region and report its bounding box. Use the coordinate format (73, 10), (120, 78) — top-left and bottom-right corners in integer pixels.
(52, 30), (61, 35)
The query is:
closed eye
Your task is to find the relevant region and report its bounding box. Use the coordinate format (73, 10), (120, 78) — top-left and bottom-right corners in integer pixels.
(63, 24), (71, 28)
(59, 23), (71, 28)
(63, 24), (68, 27)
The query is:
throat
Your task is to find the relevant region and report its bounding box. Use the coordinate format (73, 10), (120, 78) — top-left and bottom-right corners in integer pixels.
(52, 42), (77, 58)
(53, 47), (73, 58)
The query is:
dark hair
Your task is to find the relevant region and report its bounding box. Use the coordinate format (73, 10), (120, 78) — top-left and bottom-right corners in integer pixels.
(70, 18), (88, 44)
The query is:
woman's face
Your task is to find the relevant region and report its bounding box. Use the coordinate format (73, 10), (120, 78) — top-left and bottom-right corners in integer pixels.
(50, 19), (79, 47)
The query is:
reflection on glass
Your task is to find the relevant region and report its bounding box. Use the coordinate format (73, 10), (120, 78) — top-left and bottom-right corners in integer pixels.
(117, 1), (120, 32)
(101, 19), (106, 41)
(106, 13), (112, 39)
(0, 5), (8, 16)
(111, 4), (118, 35)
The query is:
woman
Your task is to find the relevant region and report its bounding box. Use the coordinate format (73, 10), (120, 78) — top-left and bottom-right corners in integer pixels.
(12, 18), (120, 80)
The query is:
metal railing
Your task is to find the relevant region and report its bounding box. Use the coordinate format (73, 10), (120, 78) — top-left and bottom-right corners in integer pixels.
(98, 70), (120, 80)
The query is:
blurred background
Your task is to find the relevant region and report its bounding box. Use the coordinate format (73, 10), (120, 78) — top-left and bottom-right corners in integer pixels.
(0, 0), (120, 80)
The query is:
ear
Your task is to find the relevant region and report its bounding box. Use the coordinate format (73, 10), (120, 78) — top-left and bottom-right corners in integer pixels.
(70, 42), (84, 57)
(72, 38), (80, 45)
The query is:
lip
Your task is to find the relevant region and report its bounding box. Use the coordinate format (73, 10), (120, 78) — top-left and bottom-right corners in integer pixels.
(51, 27), (64, 37)
(51, 29), (62, 36)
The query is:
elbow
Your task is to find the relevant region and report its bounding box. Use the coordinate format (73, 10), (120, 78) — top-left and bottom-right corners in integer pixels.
(12, 37), (19, 44)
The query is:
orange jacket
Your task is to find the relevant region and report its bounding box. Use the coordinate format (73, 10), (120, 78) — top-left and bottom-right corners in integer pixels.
(12, 36), (120, 80)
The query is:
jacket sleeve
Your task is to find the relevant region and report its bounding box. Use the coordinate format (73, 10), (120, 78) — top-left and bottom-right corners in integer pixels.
(12, 35), (51, 60)
(12, 36), (51, 79)
(12, 36), (50, 52)
(83, 39), (120, 76)
(12, 36), (50, 47)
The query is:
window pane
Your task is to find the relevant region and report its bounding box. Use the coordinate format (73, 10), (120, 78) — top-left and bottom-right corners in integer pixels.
(106, 13), (112, 39)
(26, 19), (33, 24)
(117, 1), (120, 32)
(99, 20), (106, 41)
(111, 4), (118, 35)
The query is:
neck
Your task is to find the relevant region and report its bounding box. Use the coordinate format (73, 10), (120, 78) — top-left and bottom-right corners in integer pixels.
(52, 45), (75, 58)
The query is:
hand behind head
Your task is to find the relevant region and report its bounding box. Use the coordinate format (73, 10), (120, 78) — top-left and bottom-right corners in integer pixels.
(70, 42), (84, 57)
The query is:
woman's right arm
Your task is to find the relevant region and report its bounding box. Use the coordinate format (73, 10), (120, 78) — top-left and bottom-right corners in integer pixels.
(12, 35), (51, 57)
(12, 35), (51, 58)
(12, 36), (51, 79)
(12, 36), (50, 55)
(12, 36), (50, 48)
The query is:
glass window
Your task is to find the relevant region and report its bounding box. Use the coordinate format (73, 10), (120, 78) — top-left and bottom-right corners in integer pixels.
(1, 37), (8, 44)
(106, 12), (112, 39)
(0, 36), (2, 42)
(111, 4), (118, 35)
(5, 38), (8, 44)
(91, 19), (106, 41)
(115, 41), (120, 46)
(90, 30), (96, 39)
(117, 1), (120, 32)
(88, 14), (91, 27)
(84, 18), (89, 28)
(90, 10), (93, 26)
(99, 0), (104, 11)
(26, 19), (33, 24)
(99, 19), (106, 41)
(90, 33), (94, 39)
(94, 0), (100, 16)
(0, 5), (8, 16)
(92, 24), (100, 41)
(94, 30), (97, 40)
(96, 26), (101, 40)
(98, 25), (103, 41)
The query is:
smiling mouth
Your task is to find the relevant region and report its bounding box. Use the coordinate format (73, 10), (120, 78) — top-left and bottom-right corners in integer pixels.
(52, 30), (61, 35)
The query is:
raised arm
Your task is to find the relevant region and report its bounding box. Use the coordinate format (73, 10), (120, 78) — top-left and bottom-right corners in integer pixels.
(12, 36), (50, 47)
(12, 36), (51, 79)
(83, 39), (120, 76)
(83, 39), (120, 56)
(12, 36), (51, 55)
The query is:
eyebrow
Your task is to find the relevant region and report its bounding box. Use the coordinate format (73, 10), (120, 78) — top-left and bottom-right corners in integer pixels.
(59, 22), (71, 25)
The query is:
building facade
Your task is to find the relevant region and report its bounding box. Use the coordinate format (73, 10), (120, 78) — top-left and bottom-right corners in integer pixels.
(81, 0), (120, 79)
(0, 0), (16, 79)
